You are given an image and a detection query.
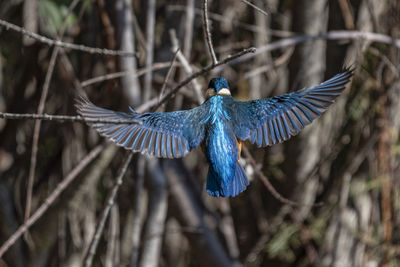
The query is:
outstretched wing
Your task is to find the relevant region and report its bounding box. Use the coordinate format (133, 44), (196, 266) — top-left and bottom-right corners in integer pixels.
(231, 68), (353, 146)
(76, 97), (208, 158)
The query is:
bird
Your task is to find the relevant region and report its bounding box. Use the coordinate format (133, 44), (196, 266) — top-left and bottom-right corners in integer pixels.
(76, 68), (353, 198)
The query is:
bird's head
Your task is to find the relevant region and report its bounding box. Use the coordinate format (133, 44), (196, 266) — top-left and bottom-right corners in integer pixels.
(206, 77), (231, 98)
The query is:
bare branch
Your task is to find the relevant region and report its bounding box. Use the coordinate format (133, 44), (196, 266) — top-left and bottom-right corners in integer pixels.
(183, 0), (195, 58)
(143, 0), (156, 102)
(0, 19), (138, 57)
(154, 47), (256, 110)
(0, 145), (104, 258)
(22, 0), (38, 46)
(169, 30), (204, 104)
(25, 48), (59, 225)
(168, 5), (294, 37)
(337, 0), (355, 29)
(81, 62), (177, 87)
(130, 157), (146, 267)
(25, 0), (81, 233)
(138, 157), (168, 267)
(84, 152), (133, 267)
(233, 30), (400, 65)
(202, 0), (218, 65)
(2, 48), (256, 125)
(116, 0), (142, 105)
(242, 146), (322, 207)
(0, 112), (142, 124)
(241, 0), (269, 17)
(159, 49), (180, 103)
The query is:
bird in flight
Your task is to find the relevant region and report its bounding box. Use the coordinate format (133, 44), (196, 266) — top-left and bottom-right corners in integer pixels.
(76, 68), (353, 197)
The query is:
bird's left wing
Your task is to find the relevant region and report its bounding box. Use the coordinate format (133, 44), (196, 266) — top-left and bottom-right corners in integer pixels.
(76, 97), (208, 158)
(230, 68), (353, 146)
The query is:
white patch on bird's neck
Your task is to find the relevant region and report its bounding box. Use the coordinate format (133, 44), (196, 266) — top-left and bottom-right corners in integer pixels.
(217, 88), (231, 95)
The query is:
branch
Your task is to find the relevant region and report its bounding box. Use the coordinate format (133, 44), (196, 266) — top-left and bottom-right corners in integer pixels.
(138, 157), (168, 267)
(241, 0), (269, 17)
(242, 146), (322, 207)
(84, 152), (133, 267)
(153, 47), (256, 110)
(143, 0), (156, 102)
(169, 29), (204, 104)
(0, 19), (138, 57)
(232, 30), (400, 65)
(130, 157), (146, 266)
(25, 46), (58, 227)
(81, 62), (176, 87)
(25, 0), (80, 234)
(168, 5), (293, 37)
(183, 0), (195, 58)
(0, 145), (104, 258)
(2, 48), (256, 123)
(202, 0), (218, 65)
(158, 49), (180, 103)
(0, 112), (142, 124)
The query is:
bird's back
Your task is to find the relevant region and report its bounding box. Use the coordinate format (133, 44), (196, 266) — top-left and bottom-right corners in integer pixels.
(203, 95), (249, 197)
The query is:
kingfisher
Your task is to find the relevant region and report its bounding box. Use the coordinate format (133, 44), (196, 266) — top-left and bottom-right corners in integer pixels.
(76, 68), (353, 197)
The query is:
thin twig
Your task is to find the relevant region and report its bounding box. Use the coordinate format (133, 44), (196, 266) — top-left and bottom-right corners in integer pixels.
(243, 46), (294, 80)
(143, 0), (156, 102)
(130, 157), (146, 267)
(158, 49), (180, 103)
(232, 30), (400, 65)
(0, 19), (138, 57)
(242, 146), (322, 207)
(0, 145), (104, 258)
(183, 0), (195, 59)
(168, 5), (293, 37)
(25, 49), (59, 225)
(169, 29), (204, 104)
(25, 0), (80, 233)
(2, 48), (256, 125)
(153, 47), (256, 110)
(84, 152), (133, 267)
(244, 205), (292, 266)
(290, 212), (320, 264)
(81, 62), (177, 87)
(117, 0), (141, 105)
(241, 0), (269, 17)
(202, 0), (218, 65)
(0, 112), (142, 124)
(138, 157), (168, 267)
(80, 30), (400, 109)
(338, 0), (355, 29)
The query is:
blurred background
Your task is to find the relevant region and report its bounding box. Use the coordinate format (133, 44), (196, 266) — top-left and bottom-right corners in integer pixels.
(0, 0), (399, 266)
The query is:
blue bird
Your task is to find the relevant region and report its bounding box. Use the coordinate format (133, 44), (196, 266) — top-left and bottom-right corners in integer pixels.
(76, 68), (353, 197)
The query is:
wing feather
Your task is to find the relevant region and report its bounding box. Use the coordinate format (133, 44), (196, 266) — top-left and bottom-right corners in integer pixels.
(76, 96), (208, 158)
(232, 68), (353, 146)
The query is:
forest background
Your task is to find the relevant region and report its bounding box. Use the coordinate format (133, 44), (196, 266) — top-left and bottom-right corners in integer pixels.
(0, 0), (399, 266)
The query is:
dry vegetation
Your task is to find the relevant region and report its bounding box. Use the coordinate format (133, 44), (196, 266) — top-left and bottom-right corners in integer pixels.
(0, 0), (400, 266)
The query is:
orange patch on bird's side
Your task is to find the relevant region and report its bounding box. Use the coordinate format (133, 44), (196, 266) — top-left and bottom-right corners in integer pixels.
(237, 139), (242, 157)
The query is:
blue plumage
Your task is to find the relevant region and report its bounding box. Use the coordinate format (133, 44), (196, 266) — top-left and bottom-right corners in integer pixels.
(76, 68), (353, 197)
(203, 95), (249, 197)
(208, 77), (230, 93)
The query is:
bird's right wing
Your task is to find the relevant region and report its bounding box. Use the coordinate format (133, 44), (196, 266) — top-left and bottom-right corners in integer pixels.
(230, 68), (353, 146)
(76, 97), (208, 158)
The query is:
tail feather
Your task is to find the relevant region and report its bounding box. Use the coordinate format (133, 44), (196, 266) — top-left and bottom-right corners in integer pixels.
(206, 162), (249, 197)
